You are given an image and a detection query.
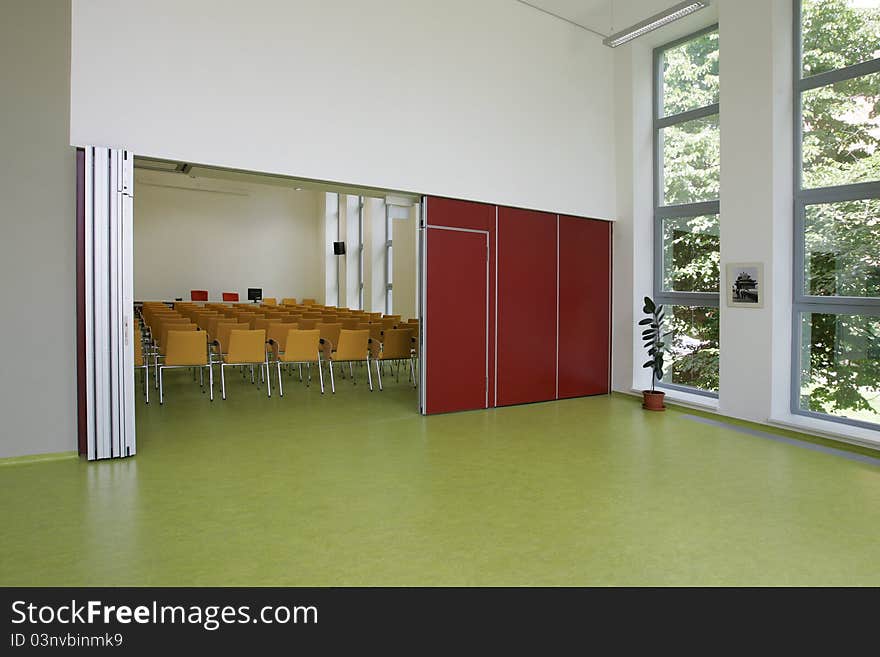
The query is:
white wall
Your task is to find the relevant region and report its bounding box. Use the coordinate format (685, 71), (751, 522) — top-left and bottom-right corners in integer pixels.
(134, 170), (323, 302)
(70, 0), (616, 219)
(0, 0), (76, 458)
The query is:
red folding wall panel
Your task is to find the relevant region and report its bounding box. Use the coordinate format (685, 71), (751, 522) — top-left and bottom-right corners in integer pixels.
(558, 215), (611, 398)
(495, 207), (558, 406)
(423, 197), (610, 414)
(424, 201), (491, 414)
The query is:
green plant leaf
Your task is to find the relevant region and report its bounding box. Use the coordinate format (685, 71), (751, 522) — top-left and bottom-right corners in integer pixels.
(638, 318), (653, 326)
(643, 297), (656, 313)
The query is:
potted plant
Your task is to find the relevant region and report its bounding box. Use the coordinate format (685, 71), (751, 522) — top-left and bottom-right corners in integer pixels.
(639, 296), (669, 411)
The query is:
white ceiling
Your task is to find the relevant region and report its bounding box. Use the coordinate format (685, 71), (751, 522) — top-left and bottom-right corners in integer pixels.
(519, 0), (691, 36)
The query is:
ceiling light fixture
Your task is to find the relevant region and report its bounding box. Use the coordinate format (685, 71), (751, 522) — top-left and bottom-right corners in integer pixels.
(602, 1), (710, 48)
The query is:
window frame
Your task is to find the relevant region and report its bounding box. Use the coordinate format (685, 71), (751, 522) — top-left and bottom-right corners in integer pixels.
(791, 0), (880, 431)
(652, 24), (721, 399)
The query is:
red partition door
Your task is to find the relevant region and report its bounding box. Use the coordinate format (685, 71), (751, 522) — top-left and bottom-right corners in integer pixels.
(496, 207), (557, 406)
(558, 216), (611, 398)
(424, 226), (488, 414)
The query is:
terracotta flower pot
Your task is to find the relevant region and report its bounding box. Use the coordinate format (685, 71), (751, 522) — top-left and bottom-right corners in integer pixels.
(642, 390), (666, 411)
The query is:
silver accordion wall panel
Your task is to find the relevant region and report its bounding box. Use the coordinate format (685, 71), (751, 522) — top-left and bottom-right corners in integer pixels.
(83, 146), (136, 460)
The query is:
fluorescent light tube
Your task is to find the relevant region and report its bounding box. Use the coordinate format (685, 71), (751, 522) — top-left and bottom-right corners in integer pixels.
(602, 1), (710, 47)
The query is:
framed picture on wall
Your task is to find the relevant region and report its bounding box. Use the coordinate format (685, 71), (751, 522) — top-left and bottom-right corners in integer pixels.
(726, 263), (764, 308)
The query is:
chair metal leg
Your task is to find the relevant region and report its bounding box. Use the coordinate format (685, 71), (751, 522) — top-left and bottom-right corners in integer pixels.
(221, 364), (227, 400)
(329, 359), (336, 393)
(208, 364), (214, 401)
(277, 361), (284, 397)
(144, 368), (150, 404)
(159, 366), (164, 405)
(154, 353), (160, 389)
(199, 366), (204, 389)
(307, 362), (311, 386)
(410, 357), (417, 387)
(317, 358), (324, 394)
(251, 365), (255, 384)
(375, 359), (383, 391)
(265, 360), (271, 398)
(366, 357), (373, 391)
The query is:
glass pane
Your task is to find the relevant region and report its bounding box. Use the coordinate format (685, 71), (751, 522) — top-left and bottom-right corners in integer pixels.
(804, 198), (880, 298)
(799, 312), (880, 426)
(661, 30), (719, 117)
(801, 70), (880, 189)
(660, 115), (720, 205)
(661, 214), (720, 292)
(802, 0), (880, 78)
(661, 305), (719, 392)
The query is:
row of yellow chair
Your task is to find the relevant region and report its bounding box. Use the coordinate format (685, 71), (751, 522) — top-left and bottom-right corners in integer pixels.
(137, 301), (419, 403)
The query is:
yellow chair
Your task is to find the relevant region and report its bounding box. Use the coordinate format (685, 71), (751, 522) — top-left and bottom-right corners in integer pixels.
(254, 318), (282, 331)
(326, 329), (373, 393)
(318, 322), (342, 352)
(153, 322), (197, 388)
(301, 298), (316, 306)
(212, 321), (251, 358)
(134, 329), (150, 404)
(340, 318), (362, 330)
(275, 329), (324, 395)
(158, 330), (212, 404)
(281, 297), (297, 306)
(373, 328), (417, 390)
(262, 298), (277, 307)
(219, 329), (271, 400)
(266, 323), (299, 356)
(297, 318), (319, 330)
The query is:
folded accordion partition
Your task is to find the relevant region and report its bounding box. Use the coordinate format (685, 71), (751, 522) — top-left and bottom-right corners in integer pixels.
(76, 146), (137, 459)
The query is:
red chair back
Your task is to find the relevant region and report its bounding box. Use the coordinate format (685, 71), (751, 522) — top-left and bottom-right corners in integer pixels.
(190, 290), (208, 301)
(222, 292), (239, 302)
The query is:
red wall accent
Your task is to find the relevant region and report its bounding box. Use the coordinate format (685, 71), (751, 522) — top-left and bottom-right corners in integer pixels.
(425, 226), (488, 414)
(495, 207), (557, 406)
(425, 196), (494, 232)
(558, 215), (611, 398)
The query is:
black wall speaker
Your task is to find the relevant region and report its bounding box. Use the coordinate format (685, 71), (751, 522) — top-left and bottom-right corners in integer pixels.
(333, 241), (346, 255)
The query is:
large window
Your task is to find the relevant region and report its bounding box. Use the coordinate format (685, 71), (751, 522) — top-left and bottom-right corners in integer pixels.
(653, 26), (720, 396)
(794, 0), (880, 429)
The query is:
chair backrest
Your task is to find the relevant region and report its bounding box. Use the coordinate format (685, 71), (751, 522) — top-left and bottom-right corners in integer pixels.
(318, 322), (342, 349)
(267, 322), (298, 351)
(341, 318), (361, 330)
(216, 322), (251, 352)
(165, 330), (208, 366)
(367, 324), (384, 344)
(281, 329), (321, 363)
(301, 298), (317, 305)
(297, 318), (318, 330)
(302, 313), (322, 320)
(222, 292), (239, 302)
(207, 316), (227, 338)
(254, 318), (281, 331)
(262, 298), (277, 306)
(156, 319), (191, 346)
(159, 323), (197, 354)
(381, 317), (398, 331)
(134, 334), (144, 367)
(190, 290), (208, 301)
(333, 329), (370, 362)
(281, 297), (297, 306)
(379, 329), (414, 360)
(226, 330), (267, 364)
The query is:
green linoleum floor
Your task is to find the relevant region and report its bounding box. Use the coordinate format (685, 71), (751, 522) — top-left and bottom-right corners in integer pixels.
(2, 365), (879, 586)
